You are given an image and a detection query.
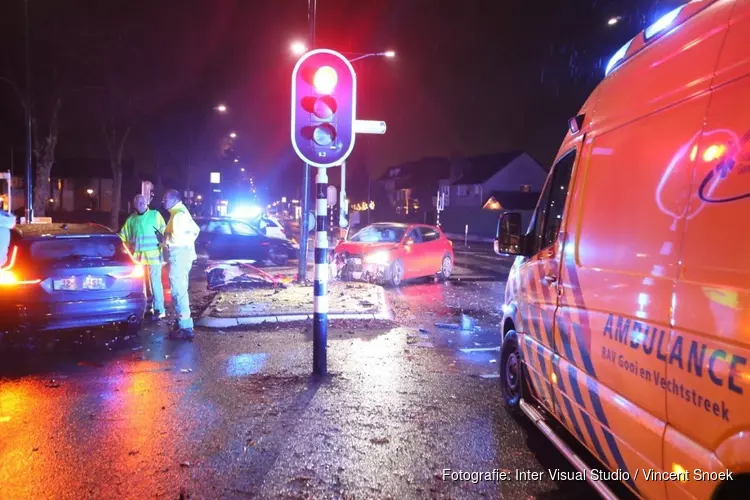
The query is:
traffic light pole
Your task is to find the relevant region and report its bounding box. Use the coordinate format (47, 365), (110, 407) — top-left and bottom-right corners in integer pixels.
(298, 0), (317, 283)
(298, 164), (310, 281)
(313, 167), (328, 375)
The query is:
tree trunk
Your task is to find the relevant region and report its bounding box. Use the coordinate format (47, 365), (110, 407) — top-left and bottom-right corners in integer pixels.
(32, 158), (53, 217)
(31, 98), (62, 218)
(110, 166), (122, 230)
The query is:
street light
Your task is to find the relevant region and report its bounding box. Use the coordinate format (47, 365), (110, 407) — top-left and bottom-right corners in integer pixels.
(234, 158), (239, 163)
(608, 17), (621, 26)
(215, 104), (228, 113)
(349, 51), (396, 63)
(86, 189), (94, 195)
(290, 41), (307, 56)
(229, 132), (237, 139)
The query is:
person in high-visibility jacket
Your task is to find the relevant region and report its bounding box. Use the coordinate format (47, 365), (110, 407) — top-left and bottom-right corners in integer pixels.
(119, 194), (167, 319)
(0, 210), (15, 268)
(162, 189), (200, 340)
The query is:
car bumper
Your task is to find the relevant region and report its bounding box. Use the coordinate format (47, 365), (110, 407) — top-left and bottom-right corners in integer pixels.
(337, 259), (390, 283)
(0, 294), (147, 332)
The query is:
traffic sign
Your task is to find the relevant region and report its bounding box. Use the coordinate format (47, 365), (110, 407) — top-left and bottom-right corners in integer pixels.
(327, 186), (338, 207)
(303, 211), (316, 232)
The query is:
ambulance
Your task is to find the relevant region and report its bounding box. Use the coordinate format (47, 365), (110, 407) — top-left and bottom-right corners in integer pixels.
(494, 1), (750, 498)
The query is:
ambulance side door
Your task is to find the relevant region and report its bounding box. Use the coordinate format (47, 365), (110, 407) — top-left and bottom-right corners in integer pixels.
(517, 150), (576, 415)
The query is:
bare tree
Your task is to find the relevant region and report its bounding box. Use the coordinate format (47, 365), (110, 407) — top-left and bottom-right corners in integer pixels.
(100, 89), (133, 229)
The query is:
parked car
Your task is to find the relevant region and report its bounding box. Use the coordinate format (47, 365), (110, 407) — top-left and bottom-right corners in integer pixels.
(332, 222), (454, 286)
(251, 215), (287, 240)
(0, 223), (147, 337)
(195, 217), (298, 266)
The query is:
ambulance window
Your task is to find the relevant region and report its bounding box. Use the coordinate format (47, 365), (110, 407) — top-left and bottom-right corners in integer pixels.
(533, 151), (576, 251)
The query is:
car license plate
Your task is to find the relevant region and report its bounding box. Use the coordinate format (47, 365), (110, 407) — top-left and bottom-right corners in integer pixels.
(53, 277), (77, 291)
(83, 276), (105, 290)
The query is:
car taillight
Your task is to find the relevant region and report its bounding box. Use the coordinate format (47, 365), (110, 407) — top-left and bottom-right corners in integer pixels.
(113, 265), (145, 280)
(114, 245), (146, 279)
(0, 246), (40, 286)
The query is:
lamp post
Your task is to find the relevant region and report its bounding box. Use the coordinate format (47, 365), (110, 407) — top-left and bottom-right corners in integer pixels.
(24, 0), (32, 223)
(186, 103), (228, 194)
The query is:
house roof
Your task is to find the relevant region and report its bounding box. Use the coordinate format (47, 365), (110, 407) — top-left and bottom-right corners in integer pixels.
(487, 191), (540, 211)
(379, 157), (452, 182)
(452, 151), (524, 185)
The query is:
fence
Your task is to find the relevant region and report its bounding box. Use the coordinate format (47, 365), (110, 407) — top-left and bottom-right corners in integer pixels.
(438, 207), (534, 241)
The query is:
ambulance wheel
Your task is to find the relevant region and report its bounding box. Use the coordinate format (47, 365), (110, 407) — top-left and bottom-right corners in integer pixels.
(500, 330), (523, 410)
(713, 475), (750, 500)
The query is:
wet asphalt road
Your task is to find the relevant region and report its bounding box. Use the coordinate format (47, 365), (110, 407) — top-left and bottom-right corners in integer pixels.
(0, 243), (604, 499)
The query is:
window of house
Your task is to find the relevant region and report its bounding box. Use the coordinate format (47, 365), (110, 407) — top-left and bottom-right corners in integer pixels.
(456, 185), (469, 197)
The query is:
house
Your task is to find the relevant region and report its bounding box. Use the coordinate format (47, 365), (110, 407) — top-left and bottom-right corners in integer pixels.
(378, 156), (456, 220)
(448, 151), (547, 208)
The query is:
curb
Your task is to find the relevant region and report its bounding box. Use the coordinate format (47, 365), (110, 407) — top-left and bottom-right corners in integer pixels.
(196, 285), (392, 329)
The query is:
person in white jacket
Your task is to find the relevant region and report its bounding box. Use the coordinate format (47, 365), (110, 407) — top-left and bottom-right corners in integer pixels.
(0, 211), (15, 268)
(161, 189), (200, 340)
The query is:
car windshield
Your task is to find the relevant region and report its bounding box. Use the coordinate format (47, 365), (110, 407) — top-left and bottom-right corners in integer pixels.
(350, 225), (406, 243)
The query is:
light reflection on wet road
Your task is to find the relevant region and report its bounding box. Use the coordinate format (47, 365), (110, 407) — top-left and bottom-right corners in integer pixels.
(0, 246), (610, 499)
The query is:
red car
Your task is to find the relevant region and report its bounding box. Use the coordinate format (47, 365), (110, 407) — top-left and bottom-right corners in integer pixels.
(333, 223), (454, 286)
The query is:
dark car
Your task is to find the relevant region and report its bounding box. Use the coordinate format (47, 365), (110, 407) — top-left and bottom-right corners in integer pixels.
(0, 223), (147, 336)
(195, 217), (299, 266)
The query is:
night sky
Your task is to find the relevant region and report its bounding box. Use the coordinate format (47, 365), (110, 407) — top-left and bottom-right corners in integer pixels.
(0, 0), (686, 199)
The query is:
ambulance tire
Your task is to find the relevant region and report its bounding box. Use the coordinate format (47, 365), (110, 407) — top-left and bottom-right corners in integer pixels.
(713, 475), (750, 500)
(500, 330), (525, 411)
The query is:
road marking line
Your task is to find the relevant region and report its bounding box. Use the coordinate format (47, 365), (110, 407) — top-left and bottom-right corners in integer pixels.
(479, 373), (501, 379)
(459, 346), (501, 353)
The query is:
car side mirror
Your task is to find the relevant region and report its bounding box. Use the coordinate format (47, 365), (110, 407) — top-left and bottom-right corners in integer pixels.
(495, 212), (527, 256)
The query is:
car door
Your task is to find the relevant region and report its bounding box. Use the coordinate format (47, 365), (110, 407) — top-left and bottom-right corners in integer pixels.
(205, 220), (233, 259)
(401, 227), (424, 279)
(230, 221), (265, 261)
(418, 226), (443, 275)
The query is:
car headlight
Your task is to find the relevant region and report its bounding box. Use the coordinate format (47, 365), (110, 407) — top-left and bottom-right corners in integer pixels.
(364, 251), (391, 265)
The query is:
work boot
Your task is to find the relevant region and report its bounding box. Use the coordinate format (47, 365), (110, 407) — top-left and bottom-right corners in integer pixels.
(168, 328), (194, 341)
(151, 310), (167, 321)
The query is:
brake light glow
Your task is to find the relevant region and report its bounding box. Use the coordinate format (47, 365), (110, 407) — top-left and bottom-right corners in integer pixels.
(113, 265), (145, 280)
(0, 246), (41, 286)
(114, 244), (146, 279)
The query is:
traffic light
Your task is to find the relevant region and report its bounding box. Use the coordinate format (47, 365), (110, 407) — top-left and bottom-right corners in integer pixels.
(291, 49), (357, 168)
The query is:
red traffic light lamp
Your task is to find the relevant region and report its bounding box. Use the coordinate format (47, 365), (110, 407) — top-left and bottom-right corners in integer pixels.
(291, 49), (357, 168)
(313, 66), (338, 94)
